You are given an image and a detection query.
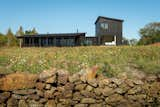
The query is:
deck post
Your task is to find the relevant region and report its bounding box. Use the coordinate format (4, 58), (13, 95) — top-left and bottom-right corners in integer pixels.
(39, 38), (41, 47)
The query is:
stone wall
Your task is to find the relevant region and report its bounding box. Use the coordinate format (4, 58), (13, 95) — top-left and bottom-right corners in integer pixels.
(0, 69), (160, 107)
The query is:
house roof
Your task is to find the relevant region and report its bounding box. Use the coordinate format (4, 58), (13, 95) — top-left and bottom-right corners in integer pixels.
(95, 16), (124, 24)
(16, 33), (86, 38)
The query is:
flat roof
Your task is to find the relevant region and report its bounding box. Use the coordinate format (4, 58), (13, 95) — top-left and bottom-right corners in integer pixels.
(17, 33), (86, 38)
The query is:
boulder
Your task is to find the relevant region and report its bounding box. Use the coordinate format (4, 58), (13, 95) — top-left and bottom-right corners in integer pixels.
(0, 72), (37, 91)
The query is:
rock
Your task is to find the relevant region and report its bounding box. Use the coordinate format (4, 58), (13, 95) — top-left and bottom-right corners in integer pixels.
(87, 79), (97, 87)
(80, 90), (96, 98)
(45, 84), (51, 90)
(18, 100), (28, 107)
(13, 89), (36, 95)
(73, 92), (83, 101)
(44, 89), (54, 99)
(74, 104), (88, 107)
(28, 100), (43, 107)
(69, 74), (80, 83)
(39, 98), (47, 104)
(38, 68), (57, 81)
(127, 86), (142, 95)
(45, 100), (56, 107)
(102, 87), (114, 96)
(45, 76), (56, 84)
(56, 86), (65, 92)
(108, 83), (117, 88)
(114, 88), (126, 94)
(0, 72), (37, 91)
(56, 103), (65, 107)
(125, 79), (134, 87)
(7, 97), (18, 107)
(94, 88), (102, 96)
(62, 90), (73, 98)
(12, 94), (28, 100)
(57, 70), (69, 85)
(0, 92), (11, 103)
(75, 84), (87, 91)
(36, 90), (44, 97)
(0, 104), (6, 107)
(85, 85), (93, 92)
(35, 82), (45, 90)
(84, 66), (98, 81)
(89, 104), (102, 107)
(81, 98), (96, 104)
(119, 83), (131, 92)
(98, 79), (110, 88)
(59, 99), (72, 105)
(110, 78), (123, 85)
(64, 82), (74, 90)
(105, 94), (124, 104)
(28, 94), (40, 101)
(132, 79), (144, 85)
(146, 75), (157, 82)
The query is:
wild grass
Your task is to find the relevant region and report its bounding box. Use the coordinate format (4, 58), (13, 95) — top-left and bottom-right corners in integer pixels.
(0, 46), (160, 77)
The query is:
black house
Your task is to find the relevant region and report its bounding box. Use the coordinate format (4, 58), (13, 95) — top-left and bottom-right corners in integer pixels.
(17, 16), (123, 47)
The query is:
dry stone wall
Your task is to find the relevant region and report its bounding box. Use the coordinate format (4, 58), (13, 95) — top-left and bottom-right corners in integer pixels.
(0, 69), (160, 107)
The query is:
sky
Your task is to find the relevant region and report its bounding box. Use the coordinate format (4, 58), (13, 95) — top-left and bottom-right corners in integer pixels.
(0, 0), (160, 39)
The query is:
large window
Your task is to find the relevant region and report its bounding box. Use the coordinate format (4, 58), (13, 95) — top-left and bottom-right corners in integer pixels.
(100, 22), (109, 30)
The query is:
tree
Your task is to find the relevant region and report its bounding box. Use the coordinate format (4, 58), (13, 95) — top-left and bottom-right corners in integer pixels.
(31, 28), (38, 34)
(129, 38), (138, 46)
(0, 33), (7, 47)
(16, 26), (24, 36)
(6, 28), (18, 46)
(25, 28), (38, 35)
(122, 37), (129, 45)
(138, 22), (160, 45)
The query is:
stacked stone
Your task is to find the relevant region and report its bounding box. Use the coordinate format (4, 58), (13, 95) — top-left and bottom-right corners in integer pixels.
(0, 70), (160, 107)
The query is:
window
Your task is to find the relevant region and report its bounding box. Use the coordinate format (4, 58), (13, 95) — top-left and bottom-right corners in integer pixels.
(100, 22), (108, 30)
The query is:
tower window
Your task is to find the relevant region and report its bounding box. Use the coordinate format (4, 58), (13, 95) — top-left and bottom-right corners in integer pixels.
(100, 22), (108, 30)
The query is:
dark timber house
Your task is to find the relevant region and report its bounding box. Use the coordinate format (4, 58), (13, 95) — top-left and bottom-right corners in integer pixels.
(17, 16), (123, 47)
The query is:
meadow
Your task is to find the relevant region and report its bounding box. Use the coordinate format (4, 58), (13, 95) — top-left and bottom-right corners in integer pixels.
(0, 46), (160, 77)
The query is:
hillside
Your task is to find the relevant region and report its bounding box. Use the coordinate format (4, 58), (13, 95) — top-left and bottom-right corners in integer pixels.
(0, 46), (160, 77)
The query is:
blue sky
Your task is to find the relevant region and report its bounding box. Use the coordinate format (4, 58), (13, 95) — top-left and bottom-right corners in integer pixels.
(0, 0), (160, 39)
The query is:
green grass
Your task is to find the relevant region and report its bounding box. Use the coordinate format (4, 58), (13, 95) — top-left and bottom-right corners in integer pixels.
(0, 46), (160, 76)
